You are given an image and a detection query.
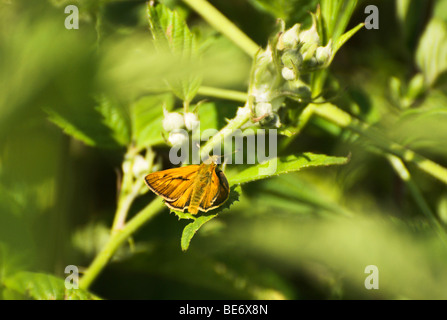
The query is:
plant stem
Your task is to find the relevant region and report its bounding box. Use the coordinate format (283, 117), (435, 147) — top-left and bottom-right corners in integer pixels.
(200, 105), (251, 159)
(181, 0), (259, 57)
(79, 197), (165, 290)
(197, 86), (248, 102)
(111, 178), (146, 234)
(387, 155), (447, 245)
(312, 103), (447, 185)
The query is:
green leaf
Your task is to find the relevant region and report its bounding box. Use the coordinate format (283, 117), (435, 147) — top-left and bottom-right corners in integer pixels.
(175, 152), (348, 251)
(227, 153), (349, 185)
(172, 184), (240, 251)
(181, 214), (218, 251)
(44, 96), (131, 149)
(131, 93), (175, 149)
(332, 22), (364, 57)
(3, 271), (99, 300)
(148, 3), (201, 103)
(320, 0), (358, 43)
(248, 0), (318, 23)
(416, 18), (447, 86)
(252, 174), (353, 217)
(95, 95), (131, 147)
(45, 108), (97, 147)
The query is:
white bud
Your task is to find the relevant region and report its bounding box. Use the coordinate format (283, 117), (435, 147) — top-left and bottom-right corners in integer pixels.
(184, 112), (200, 131)
(316, 40), (333, 66)
(281, 67), (296, 81)
(132, 154), (149, 178)
(255, 102), (272, 117)
(122, 158), (132, 174)
(257, 44), (274, 65)
(279, 24), (300, 50)
(168, 130), (188, 147)
(299, 23), (320, 46)
(162, 108), (184, 132)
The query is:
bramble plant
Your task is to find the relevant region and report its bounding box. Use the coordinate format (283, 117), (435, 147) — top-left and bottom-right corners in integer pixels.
(1, 0), (447, 300)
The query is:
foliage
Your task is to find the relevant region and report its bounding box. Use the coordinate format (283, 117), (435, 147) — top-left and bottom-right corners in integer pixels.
(1, 0), (447, 300)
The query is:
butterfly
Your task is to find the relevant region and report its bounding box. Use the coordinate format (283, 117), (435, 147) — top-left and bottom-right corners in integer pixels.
(144, 155), (230, 214)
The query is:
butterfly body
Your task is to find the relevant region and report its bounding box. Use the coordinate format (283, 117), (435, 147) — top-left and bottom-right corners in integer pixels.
(145, 155), (229, 214)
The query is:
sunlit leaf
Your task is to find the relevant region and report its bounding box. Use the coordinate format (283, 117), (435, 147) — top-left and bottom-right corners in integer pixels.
(181, 214), (218, 251)
(95, 95), (131, 147)
(416, 18), (447, 86)
(248, 0), (318, 22)
(3, 271), (99, 300)
(148, 3), (201, 103)
(131, 93), (175, 149)
(228, 153), (349, 185)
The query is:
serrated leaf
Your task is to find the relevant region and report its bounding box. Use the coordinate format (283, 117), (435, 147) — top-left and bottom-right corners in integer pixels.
(3, 271), (99, 300)
(148, 3), (196, 57)
(45, 108), (97, 147)
(95, 95), (131, 147)
(131, 93), (175, 149)
(168, 74), (202, 105)
(148, 3), (201, 103)
(227, 153), (349, 185)
(44, 99), (129, 149)
(174, 185), (241, 251)
(181, 214), (218, 251)
(176, 152), (348, 250)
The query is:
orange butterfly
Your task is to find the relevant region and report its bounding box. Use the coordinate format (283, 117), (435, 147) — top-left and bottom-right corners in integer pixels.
(144, 155), (230, 214)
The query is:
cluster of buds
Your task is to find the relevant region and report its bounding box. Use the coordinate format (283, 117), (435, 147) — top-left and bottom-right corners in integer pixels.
(249, 17), (333, 128)
(162, 108), (200, 146)
(277, 21), (333, 81)
(249, 45), (285, 128)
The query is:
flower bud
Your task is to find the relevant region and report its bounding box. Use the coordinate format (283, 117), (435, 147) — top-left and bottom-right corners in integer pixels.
(278, 24), (300, 50)
(281, 67), (296, 81)
(281, 49), (302, 69)
(162, 108), (184, 132)
(285, 79), (312, 101)
(132, 154), (149, 178)
(299, 23), (320, 47)
(315, 40), (333, 66)
(184, 112), (200, 131)
(168, 129), (188, 147)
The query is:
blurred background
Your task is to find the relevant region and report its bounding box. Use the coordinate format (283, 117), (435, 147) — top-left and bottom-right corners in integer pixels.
(1, 0), (447, 299)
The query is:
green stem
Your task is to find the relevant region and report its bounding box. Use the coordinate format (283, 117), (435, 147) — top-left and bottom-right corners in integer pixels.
(111, 178), (146, 234)
(181, 0), (259, 57)
(200, 105), (251, 159)
(387, 155), (447, 245)
(312, 103), (447, 185)
(81, 148), (157, 289)
(79, 198), (165, 290)
(197, 86), (248, 102)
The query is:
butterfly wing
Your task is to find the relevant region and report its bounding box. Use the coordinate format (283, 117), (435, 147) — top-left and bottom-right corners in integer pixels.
(199, 168), (230, 212)
(144, 165), (200, 203)
(164, 185), (194, 212)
